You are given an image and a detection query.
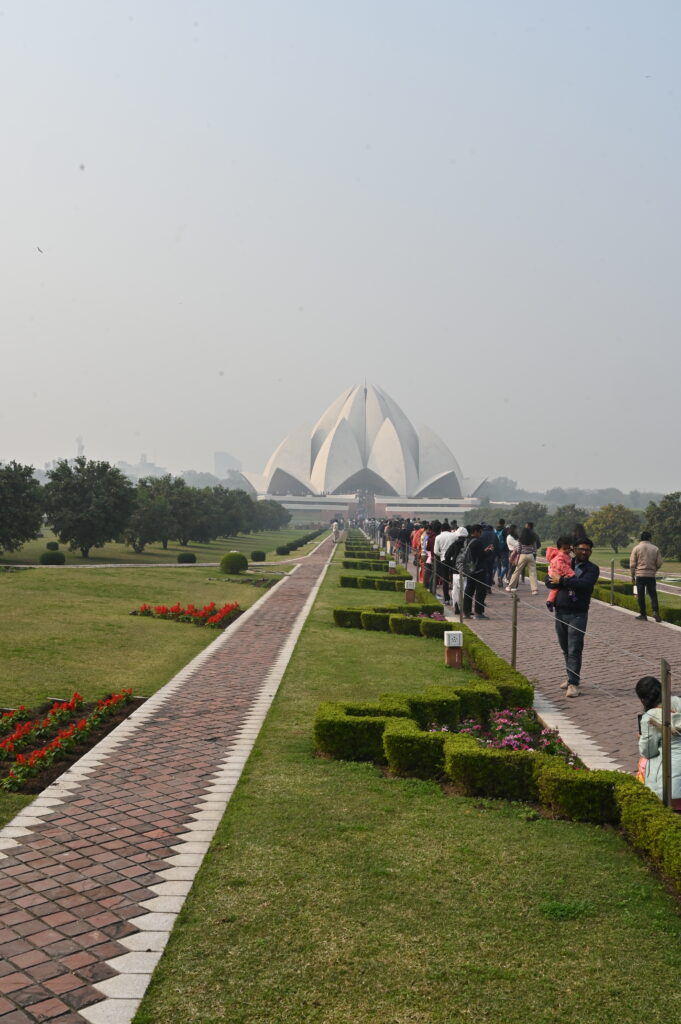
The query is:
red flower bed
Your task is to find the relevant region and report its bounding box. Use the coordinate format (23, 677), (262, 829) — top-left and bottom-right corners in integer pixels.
(1, 689), (135, 792)
(131, 600), (241, 629)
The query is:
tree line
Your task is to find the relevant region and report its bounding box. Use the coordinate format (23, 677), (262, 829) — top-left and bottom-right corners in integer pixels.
(0, 458), (291, 558)
(466, 497), (681, 558)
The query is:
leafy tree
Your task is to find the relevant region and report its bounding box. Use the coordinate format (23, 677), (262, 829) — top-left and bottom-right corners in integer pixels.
(0, 461), (44, 553)
(44, 457), (135, 558)
(509, 502), (552, 539)
(124, 476), (179, 554)
(584, 504), (641, 553)
(644, 493), (681, 560)
(168, 478), (199, 548)
(255, 499), (291, 531)
(550, 505), (590, 541)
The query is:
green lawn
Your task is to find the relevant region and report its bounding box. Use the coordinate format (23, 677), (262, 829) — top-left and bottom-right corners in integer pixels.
(0, 566), (270, 709)
(0, 527), (326, 566)
(135, 550), (681, 1024)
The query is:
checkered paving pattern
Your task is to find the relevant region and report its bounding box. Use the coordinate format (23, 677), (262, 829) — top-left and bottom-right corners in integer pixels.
(458, 584), (681, 772)
(0, 539), (333, 1022)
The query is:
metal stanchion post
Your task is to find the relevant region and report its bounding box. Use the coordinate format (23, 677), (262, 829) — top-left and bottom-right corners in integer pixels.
(661, 658), (672, 808)
(610, 559), (615, 605)
(511, 592), (518, 669)
(459, 573), (464, 625)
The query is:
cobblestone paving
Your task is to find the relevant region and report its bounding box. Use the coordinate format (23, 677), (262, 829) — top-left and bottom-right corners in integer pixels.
(461, 584), (681, 772)
(0, 539), (333, 1022)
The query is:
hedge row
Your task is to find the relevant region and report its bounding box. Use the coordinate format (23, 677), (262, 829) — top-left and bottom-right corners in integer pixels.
(339, 572), (415, 590)
(275, 528), (326, 556)
(342, 559), (392, 571)
(315, 697), (681, 889)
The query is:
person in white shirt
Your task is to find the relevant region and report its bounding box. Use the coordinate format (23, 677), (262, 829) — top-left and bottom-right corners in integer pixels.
(434, 524), (456, 604)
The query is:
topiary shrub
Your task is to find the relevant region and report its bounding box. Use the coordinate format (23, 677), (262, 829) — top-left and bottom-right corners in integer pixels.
(339, 575), (359, 588)
(39, 550), (66, 565)
(220, 551), (249, 575)
(46, 541), (59, 551)
(445, 741), (552, 802)
(276, 545), (289, 555)
(419, 619), (450, 639)
(177, 552), (196, 564)
(383, 718), (451, 778)
(251, 550), (266, 562)
(389, 615), (423, 637)
(332, 608), (364, 629)
(535, 760), (621, 823)
(314, 700), (411, 761)
(360, 611), (391, 632)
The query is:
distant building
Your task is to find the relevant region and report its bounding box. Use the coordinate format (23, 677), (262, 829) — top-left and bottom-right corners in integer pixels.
(244, 382), (481, 522)
(116, 453), (168, 481)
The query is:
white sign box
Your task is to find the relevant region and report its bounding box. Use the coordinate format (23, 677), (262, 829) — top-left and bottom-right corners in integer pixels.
(444, 630), (464, 648)
(389, 560), (396, 569)
(404, 580), (416, 591)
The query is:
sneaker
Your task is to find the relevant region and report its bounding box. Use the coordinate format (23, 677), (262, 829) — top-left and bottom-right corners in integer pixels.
(463, 614), (472, 619)
(654, 614), (662, 623)
(474, 614), (489, 619)
(565, 684), (580, 698)
(505, 586), (516, 592)
(635, 615), (648, 621)
(560, 680), (569, 690)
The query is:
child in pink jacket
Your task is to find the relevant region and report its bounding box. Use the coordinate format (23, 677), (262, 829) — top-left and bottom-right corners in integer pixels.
(546, 537), (576, 611)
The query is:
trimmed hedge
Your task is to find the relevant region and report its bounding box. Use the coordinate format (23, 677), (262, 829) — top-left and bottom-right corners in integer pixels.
(46, 541), (59, 551)
(536, 760), (622, 823)
(314, 699), (411, 761)
(360, 611), (391, 632)
(457, 623), (535, 709)
(177, 552), (196, 564)
(389, 615), (423, 637)
(616, 779), (681, 889)
(39, 550), (66, 565)
(333, 608), (365, 629)
(445, 737), (552, 802)
(342, 559), (390, 571)
(419, 619), (450, 640)
(251, 550), (266, 561)
(383, 718), (451, 778)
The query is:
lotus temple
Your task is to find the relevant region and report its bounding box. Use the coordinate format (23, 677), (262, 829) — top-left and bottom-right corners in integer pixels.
(244, 383), (482, 522)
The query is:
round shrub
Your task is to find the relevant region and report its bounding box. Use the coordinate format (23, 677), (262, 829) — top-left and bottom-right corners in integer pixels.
(251, 550), (266, 562)
(46, 541), (59, 551)
(177, 552), (196, 564)
(276, 545), (289, 556)
(220, 551), (249, 575)
(39, 550), (66, 565)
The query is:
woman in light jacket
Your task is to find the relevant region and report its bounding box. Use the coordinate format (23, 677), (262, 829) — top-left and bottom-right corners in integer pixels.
(505, 525), (538, 595)
(636, 676), (681, 799)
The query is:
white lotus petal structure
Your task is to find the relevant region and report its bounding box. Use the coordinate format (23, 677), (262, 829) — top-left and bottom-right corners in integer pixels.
(261, 383), (464, 498)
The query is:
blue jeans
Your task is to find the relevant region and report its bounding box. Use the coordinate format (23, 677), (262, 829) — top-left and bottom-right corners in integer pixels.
(554, 609), (588, 687)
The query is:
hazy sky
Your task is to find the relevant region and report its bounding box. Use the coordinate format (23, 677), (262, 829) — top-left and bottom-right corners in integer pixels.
(2, 1), (679, 492)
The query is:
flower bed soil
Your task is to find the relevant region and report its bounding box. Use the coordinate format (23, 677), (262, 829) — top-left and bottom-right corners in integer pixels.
(1, 694), (146, 794)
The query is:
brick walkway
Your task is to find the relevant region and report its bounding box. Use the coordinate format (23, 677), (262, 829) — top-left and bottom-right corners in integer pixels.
(455, 584), (681, 772)
(0, 538), (334, 1023)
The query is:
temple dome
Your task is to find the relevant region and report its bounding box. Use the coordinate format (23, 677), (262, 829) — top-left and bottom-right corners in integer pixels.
(260, 383), (464, 499)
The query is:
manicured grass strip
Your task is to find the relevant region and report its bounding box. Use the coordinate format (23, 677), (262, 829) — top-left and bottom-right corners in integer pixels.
(135, 552), (681, 1024)
(0, 527), (322, 566)
(0, 793), (33, 828)
(0, 566), (266, 709)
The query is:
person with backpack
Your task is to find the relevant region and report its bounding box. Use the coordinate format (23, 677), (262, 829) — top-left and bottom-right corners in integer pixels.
(462, 524), (493, 619)
(444, 526), (468, 613)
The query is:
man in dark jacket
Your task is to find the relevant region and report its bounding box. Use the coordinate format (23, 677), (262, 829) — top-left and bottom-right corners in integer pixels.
(546, 537), (599, 698)
(463, 524), (492, 619)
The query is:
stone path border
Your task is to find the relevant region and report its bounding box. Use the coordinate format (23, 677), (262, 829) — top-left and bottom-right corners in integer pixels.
(0, 538), (334, 1023)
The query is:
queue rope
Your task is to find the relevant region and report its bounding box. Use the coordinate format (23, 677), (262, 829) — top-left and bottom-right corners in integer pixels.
(363, 529), (679, 696)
